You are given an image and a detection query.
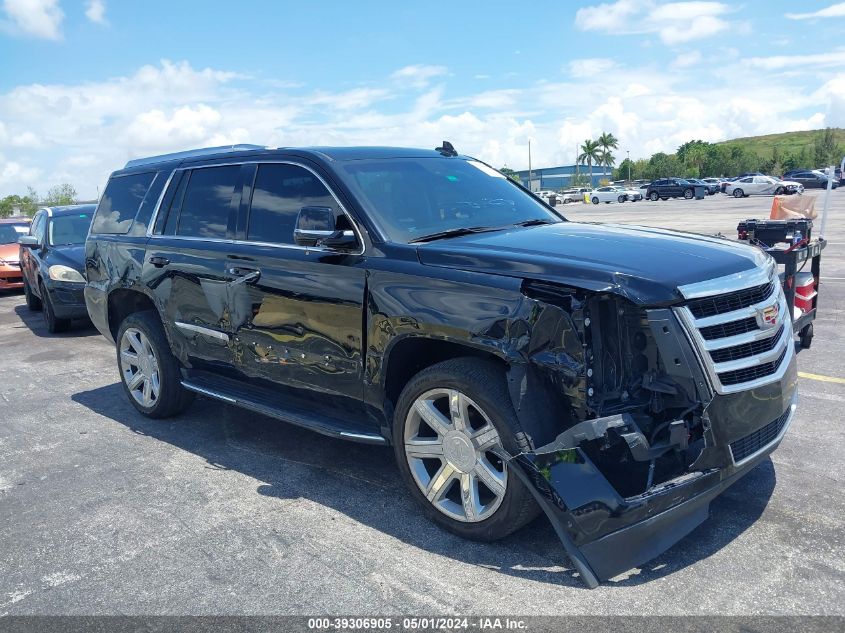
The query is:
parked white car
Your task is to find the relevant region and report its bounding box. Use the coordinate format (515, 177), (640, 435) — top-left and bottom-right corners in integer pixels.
(558, 189), (579, 203)
(725, 176), (804, 197)
(611, 185), (643, 201)
(589, 186), (629, 204)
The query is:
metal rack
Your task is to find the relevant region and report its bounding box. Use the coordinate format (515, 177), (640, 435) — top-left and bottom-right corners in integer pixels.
(766, 238), (826, 349)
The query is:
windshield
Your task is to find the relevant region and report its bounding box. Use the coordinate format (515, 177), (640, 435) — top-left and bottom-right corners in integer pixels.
(0, 223), (28, 244)
(338, 158), (562, 243)
(48, 213), (93, 246)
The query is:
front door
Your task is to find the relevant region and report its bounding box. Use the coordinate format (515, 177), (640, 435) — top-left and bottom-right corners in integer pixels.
(224, 161), (369, 426)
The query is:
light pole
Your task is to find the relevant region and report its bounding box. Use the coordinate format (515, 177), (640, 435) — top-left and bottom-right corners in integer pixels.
(627, 150), (631, 182)
(528, 138), (533, 191)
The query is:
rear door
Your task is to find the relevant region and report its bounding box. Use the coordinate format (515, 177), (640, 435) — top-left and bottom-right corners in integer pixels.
(224, 160), (369, 424)
(143, 163), (244, 374)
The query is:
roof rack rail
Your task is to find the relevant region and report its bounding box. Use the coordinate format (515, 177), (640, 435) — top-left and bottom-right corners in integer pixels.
(124, 144), (267, 169)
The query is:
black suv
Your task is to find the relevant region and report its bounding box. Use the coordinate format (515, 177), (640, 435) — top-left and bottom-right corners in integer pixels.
(85, 144), (797, 587)
(645, 178), (696, 200)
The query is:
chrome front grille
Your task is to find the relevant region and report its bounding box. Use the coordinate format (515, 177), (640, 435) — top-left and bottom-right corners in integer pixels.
(675, 260), (794, 395)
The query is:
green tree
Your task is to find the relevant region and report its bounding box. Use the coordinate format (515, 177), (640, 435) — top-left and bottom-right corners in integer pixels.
(684, 143), (707, 177)
(814, 127), (842, 167)
(43, 183), (77, 206)
(498, 166), (522, 183)
(597, 132), (619, 178)
(578, 139), (602, 184)
(0, 195), (23, 218)
(21, 187), (39, 217)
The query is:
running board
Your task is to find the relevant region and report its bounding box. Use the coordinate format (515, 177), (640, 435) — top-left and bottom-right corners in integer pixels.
(180, 377), (388, 445)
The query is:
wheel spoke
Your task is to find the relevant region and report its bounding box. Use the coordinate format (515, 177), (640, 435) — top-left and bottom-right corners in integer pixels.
(449, 390), (469, 432)
(414, 399), (452, 436)
(426, 462), (457, 501)
(405, 438), (445, 458)
(126, 370), (145, 391)
(474, 460), (506, 498)
(142, 378), (152, 405)
(127, 331), (143, 355)
(120, 350), (139, 368)
(460, 473), (480, 521)
(471, 426), (499, 452)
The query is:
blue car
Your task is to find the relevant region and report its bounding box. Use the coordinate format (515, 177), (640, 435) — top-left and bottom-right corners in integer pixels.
(19, 204), (95, 333)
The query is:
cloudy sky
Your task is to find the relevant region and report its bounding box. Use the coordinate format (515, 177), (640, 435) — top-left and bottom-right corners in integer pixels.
(1, 0), (845, 198)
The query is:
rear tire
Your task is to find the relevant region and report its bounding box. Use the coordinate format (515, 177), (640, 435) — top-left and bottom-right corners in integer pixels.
(116, 311), (195, 419)
(393, 358), (540, 541)
(41, 284), (70, 333)
(733, 188), (744, 198)
(24, 277), (42, 311)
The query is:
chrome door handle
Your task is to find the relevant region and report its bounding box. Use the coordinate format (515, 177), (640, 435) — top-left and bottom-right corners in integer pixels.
(227, 268), (261, 284)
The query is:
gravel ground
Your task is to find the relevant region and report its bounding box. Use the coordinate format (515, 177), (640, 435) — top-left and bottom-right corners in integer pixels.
(0, 189), (843, 616)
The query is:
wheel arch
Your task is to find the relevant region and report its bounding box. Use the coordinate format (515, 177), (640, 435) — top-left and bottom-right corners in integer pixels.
(106, 288), (159, 341)
(380, 335), (509, 441)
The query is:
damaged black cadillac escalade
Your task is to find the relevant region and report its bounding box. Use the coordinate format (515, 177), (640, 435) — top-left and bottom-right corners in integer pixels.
(84, 143), (798, 587)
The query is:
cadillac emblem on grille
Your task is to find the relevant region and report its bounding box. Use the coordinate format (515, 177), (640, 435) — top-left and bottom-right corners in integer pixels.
(757, 303), (779, 329)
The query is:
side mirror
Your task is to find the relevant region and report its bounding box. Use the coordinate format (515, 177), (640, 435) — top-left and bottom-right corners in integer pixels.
(293, 206), (357, 250)
(19, 235), (40, 248)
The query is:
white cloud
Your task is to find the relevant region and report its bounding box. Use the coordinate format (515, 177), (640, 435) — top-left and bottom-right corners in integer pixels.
(575, 0), (733, 45)
(2, 0), (63, 39)
(786, 2), (845, 20)
(567, 58), (617, 78)
(671, 50), (702, 67)
(85, 0), (106, 24)
(390, 64), (448, 89)
(747, 49), (845, 70)
(0, 58), (843, 198)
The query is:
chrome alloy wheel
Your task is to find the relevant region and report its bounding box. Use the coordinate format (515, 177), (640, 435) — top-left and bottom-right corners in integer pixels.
(119, 327), (161, 408)
(404, 389), (508, 523)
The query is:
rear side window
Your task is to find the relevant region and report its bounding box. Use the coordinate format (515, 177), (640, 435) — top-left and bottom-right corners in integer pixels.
(247, 163), (339, 245)
(176, 166), (240, 239)
(92, 172), (157, 234)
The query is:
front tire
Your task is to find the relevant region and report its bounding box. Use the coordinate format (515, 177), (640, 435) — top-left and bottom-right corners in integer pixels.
(116, 311), (194, 419)
(41, 284), (70, 333)
(775, 186), (785, 195)
(617, 195), (626, 203)
(592, 196), (599, 205)
(393, 358), (539, 541)
(649, 192), (659, 201)
(24, 277), (42, 311)
(683, 189), (694, 199)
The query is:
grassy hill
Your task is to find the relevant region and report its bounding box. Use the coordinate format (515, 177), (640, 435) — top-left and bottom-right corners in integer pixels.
(716, 128), (845, 161)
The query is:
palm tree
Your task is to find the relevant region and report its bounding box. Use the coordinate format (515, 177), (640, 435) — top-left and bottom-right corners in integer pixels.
(685, 144), (706, 177)
(578, 139), (602, 185)
(599, 150), (616, 179)
(597, 132), (619, 178)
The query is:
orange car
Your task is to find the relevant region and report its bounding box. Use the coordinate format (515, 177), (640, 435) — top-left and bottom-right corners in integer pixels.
(0, 217), (31, 290)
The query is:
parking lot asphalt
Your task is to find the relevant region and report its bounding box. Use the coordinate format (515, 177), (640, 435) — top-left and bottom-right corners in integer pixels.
(1, 190), (844, 616)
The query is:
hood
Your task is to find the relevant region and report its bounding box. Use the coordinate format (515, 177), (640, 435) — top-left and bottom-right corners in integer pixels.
(46, 245), (85, 271)
(416, 222), (769, 305)
(0, 242), (19, 262)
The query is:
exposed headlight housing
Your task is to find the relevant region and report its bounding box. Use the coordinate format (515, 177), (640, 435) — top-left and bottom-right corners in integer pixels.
(48, 265), (85, 283)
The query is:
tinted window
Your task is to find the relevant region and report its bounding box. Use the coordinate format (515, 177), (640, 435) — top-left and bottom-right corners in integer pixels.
(176, 166), (239, 238)
(48, 213), (93, 246)
(247, 164), (339, 245)
(740, 177), (753, 183)
(32, 213), (46, 242)
(92, 172), (156, 234)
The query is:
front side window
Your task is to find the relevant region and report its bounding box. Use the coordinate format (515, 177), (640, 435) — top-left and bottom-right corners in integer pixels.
(48, 212), (93, 246)
(247, 163), (339, 245)
(176, 165), (240, 238)
(338, 158), (561, 243)
(32, 213), (46, 242)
